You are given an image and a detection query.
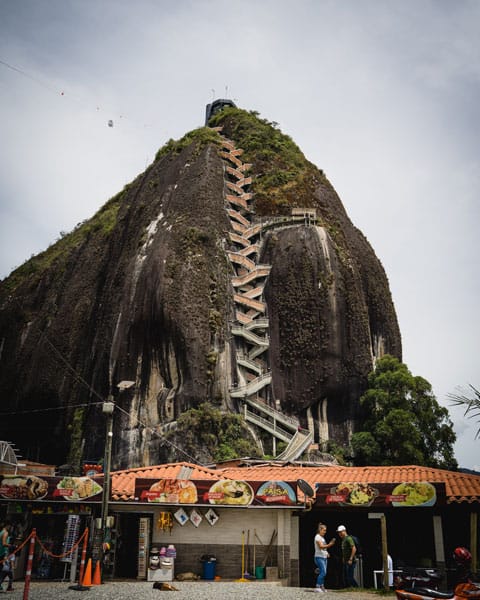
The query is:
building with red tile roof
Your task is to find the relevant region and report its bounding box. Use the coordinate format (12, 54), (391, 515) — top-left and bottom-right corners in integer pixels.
(110, 461), (480, 504)
(3, 460), (477, 587)
(104, 461), (480, 588)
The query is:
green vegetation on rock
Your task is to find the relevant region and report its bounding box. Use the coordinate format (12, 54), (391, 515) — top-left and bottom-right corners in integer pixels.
(209, 107), (325, 215)
(155, 127), (222, 161)
(1, 190), (124, 295)
(165, 402), (260, 461)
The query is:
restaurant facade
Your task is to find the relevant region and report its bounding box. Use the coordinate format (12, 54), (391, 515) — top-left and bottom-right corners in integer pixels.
(1, 462), (479, 588)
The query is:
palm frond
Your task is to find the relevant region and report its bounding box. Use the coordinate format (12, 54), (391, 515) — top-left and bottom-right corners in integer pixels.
(448, 385), (480, 439)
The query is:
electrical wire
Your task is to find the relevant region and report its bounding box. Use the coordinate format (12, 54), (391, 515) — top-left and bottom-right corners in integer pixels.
(39, 333), (105, 403)
(5, 296), (205, 466)
(113, 402), (208, 467)
(0, 58), (212, 465)
(0, 402), (102, 416)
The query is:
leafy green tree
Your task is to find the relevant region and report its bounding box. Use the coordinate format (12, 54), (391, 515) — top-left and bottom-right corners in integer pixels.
(351, 355), (457, 469)
(448, 385), (480, 439)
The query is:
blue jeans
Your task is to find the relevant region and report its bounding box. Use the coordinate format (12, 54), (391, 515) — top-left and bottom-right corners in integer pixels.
(314, 556), (327, 587)
(343, 561), (358, 587)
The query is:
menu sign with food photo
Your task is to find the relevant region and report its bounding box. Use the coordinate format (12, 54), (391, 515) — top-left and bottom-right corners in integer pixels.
(387, 482), (437, 507)
(134, 479), (299, 507)
(315, 482), (445, 508)
(138, 479), (198, 503)
(0, 473), (104, 503)
(54, 477), (103, 501)
(0, 475), (49, 500)
(256, 481), (297, 505)
(326, 483), (379, 506)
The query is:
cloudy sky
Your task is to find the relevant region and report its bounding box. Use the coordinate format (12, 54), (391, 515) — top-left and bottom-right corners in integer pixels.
(1, 0), (479, 469)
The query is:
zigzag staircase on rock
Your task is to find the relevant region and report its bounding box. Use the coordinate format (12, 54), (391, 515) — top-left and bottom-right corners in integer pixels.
(212, 127), (313, 460)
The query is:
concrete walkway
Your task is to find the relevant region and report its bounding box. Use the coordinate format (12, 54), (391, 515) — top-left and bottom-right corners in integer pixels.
(2, 580), (393, 599)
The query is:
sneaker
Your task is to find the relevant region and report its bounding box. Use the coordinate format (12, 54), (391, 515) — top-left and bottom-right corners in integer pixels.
(314, 588), (325, 593)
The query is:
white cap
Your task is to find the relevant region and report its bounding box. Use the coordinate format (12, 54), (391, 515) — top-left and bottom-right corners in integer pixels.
(337, 525), (346, 532)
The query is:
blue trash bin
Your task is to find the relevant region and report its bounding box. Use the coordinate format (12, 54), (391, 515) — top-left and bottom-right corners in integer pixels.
(201, 558), (217, 580)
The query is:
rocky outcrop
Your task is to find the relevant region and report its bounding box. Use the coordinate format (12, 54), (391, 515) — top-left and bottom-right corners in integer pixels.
(0, 107), (401, 469)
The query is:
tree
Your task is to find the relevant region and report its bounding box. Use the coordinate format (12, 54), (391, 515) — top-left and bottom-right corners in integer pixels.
(448, 385), (480, 439)
(351, 355), (457, 469)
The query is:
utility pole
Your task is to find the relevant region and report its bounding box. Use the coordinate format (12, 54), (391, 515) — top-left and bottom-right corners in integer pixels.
(100, 396), (114, 541)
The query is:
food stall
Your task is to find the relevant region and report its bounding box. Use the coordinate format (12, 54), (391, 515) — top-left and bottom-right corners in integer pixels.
(106, 475), (301, 581)
(0, 472), (103, 580)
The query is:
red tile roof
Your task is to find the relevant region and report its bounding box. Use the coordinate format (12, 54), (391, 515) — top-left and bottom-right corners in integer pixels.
(111, 462), (222, 501)
(110, 462), (480, 504)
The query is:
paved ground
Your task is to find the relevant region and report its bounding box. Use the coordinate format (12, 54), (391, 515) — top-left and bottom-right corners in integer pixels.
(0, 580), (394, 599)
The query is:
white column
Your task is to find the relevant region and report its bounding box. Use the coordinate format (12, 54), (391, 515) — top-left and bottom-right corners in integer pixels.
(433, 515), (445, 567)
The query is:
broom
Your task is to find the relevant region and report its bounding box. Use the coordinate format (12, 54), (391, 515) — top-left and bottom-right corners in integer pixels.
(235, 530), (250, 582)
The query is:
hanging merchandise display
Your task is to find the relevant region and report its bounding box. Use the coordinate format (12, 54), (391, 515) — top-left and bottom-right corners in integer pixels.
(60, 515), (80, 563)
(137, 517), (150, 579)
(156, 512), (173, 533)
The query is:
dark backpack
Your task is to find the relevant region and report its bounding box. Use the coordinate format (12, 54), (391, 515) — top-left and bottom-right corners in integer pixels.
(349, 535), (363, 557)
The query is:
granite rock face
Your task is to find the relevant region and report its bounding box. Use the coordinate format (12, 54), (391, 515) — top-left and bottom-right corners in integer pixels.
(0, 110), (401, 468)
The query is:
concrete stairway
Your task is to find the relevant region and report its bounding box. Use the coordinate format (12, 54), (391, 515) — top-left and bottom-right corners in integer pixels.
(214, 126), (312, 461)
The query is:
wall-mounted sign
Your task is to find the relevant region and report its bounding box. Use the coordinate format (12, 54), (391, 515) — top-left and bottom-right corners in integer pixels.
(134, 479), (298, 507)
(205, 508), (219, 526)
(314, 482), (445, 508)
(189, 509), (202, 527)
(0, 473), (104, 503)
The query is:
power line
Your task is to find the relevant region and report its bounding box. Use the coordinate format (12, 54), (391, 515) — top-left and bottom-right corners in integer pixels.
(113, 402), (207, 467)
(5, 295), (105, 403)
(0, 402), (102, 416)
(40, 334), (105, 403)
(5, 297), (205, 467)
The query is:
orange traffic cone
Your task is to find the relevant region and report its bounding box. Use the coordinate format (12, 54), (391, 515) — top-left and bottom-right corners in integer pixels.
(82, 558), (92, 586)
(92, 560), (101, 585)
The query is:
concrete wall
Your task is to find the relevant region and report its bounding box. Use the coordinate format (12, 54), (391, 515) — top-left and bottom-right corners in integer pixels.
(112, 504), (297, 581)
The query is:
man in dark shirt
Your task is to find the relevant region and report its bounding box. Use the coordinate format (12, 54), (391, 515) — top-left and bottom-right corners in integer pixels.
(337, 525), (358, 587)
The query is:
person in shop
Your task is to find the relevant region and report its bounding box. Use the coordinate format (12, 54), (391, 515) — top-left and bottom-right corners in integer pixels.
(336, 525), (358, 588)
(0, 524), (11, 561)
(0, 544), (16, 592)
(313, 523), (336, 593)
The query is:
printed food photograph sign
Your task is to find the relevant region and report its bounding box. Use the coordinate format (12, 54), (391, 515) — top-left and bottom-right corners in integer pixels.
(314, 481), (445, 508)
(0, 473), (104, 503)
(134, 478), (298, 507)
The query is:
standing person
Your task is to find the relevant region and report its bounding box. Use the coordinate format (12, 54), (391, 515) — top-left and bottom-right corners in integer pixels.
(337, 525), (358, 588)
(0, 524), (11, 561)
(314, 523), (336, 593)
(0, 544), (16, 592)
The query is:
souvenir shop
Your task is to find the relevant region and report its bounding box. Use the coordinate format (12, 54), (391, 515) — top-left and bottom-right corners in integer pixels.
(0, 470), (101, 581)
